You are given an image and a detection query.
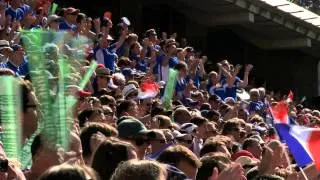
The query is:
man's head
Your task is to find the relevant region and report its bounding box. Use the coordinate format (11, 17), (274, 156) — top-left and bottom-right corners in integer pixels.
(63, 7), (79, 24)
(146, 29), (157, 43)
(173, 108), (191, 124)
(157, 145), (201, 179)
(222, 119), (242, 142)
(111, 160), (167, 180)
(243, 138), (263, 159)
(174, 61), (188, 78)
(0, 40), (13, 60)
(117, 118), (156, 159)
(149, 129), (167, 153)
(80, 122), (118, 160)
(165, 39), (177, 55)
(116, 100), (138, 118)
(152, 115), (172, 129)
(98, 33), (114, 49)
(47, 15), (61, 30)
(190, 116), (209, 139)
(96, 66), (112, 89)
(10, 44), (25, 61)
(250, 89), (260, 102)
(21, 80), (39, 140)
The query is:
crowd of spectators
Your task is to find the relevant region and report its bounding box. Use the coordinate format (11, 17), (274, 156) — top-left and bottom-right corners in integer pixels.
(0, 0), (319, 180)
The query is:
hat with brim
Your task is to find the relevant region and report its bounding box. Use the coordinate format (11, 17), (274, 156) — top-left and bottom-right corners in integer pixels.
(96, 66), (112, 78)
(46, 14), (62, 26)
(63, 7), (80, 15)
(236, 156), (259, 167)
(0, 40), (13, 51)
(117, 119), (155, 139)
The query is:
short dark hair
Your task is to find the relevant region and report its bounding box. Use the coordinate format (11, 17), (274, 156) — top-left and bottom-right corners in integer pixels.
(157, 145), (201, 168)
(116, 100), (136, 118)
(76, 13), (86, 24)
(200, 141), (225, 157)
(196, 155), (221, 180)
(92, 140), (136, 180)
(77, 108), (104, 127)
(243, 138), (260, 150)
(80, 123), (118, 157)
(110, 160), (163, 180)
(39, 164), (87, 180)
(99, 95), (116, 106)
(174, 61), (188, 71)
(190, 116), (208, 127)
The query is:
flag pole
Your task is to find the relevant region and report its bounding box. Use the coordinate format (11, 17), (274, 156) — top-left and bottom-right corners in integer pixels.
(299, 167), (309, 180)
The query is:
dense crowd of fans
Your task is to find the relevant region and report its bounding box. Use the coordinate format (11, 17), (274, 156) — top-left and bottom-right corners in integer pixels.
(0, 0), (319, 180)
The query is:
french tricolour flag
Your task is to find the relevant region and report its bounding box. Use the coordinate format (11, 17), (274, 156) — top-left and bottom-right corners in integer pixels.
(271, 102), (320, 170)
(137, 79), (159, 99)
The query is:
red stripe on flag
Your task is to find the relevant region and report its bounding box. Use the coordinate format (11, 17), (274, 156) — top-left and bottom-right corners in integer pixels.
(271, 102), (289, 124)
(308, 130), (320, 170)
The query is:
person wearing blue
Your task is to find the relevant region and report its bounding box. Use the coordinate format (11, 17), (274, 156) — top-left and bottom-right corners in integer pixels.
(5, 44), (28, 76)
(59, 7), (79, 31)
(94, 30), (126, 72)
(155, 39), (178, 82)
(145, 29), (161, 58)
(6, 0), (24, 22)
(218, 60), (253, 101)
(129, 41), (147, 72)
(207, 71), (225, 100)
(0, 40), (13, 67)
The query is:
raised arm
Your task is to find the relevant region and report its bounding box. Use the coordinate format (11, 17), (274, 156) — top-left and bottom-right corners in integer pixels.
(239, 64), (253, 88)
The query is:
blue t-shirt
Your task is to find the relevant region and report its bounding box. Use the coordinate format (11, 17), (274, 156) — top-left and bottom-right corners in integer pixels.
(94, 47), (117, 72)
(130, 54), (147, 72)
(4, 61), (18, 74)
(18, 57), (29, 76)
(221, 76), (241, 100)
(6, 6), (24, 21)
(59, 20), (77, 31)
(169, 56), (178, 68)
(20, 4), (31, 14)
(175, 78), (187, 98)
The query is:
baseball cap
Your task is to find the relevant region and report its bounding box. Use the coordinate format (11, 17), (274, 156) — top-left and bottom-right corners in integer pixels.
(121, 17), (131, 26)
(231, 150), (256, 161)
(117, 118), (154, 139)
(235, 156), (259, 167)
(46, 14), (61, 26)
(66, 85), (92, 98)
(95, 66), (111, 78)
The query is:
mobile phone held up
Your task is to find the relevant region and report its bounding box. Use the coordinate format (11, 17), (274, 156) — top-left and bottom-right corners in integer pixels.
(0, 159), (8, 172)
